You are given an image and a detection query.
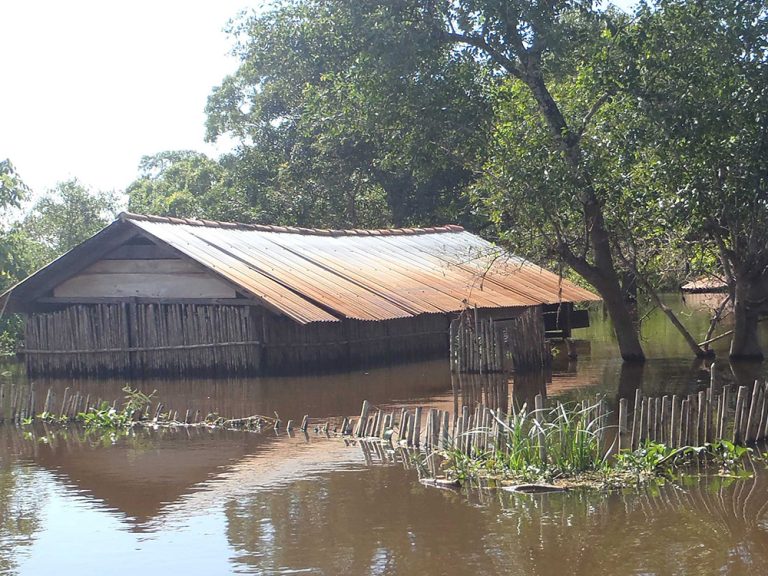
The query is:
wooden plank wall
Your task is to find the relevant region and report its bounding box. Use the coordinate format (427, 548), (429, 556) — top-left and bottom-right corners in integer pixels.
(53, 259), (238, 299)
(24, 305), (450, 377)
(261, 313), (449, 373)
(24, 303), (260, 377)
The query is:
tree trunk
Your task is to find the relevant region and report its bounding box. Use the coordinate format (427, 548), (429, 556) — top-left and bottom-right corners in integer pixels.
(601, 281), (647, 362)
(376, 171), (413, 227)
(730, 276), (764, 360)
(573, 261), (645, 361)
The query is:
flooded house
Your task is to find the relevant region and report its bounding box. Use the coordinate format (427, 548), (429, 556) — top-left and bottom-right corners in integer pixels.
(1, 212), (599, 376)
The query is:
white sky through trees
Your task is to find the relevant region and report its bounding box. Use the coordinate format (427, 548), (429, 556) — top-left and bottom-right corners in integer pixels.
(0, 0), (637, 199)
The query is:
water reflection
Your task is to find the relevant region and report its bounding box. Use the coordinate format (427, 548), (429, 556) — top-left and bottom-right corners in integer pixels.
(2, 421), (768, 574)
(221, 461), (768, 575)
(0, 462), (45, 574)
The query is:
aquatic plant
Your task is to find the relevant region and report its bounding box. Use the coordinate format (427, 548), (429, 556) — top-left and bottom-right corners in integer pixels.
(440, 401), (753, 487)
(442, 401), (609, 483)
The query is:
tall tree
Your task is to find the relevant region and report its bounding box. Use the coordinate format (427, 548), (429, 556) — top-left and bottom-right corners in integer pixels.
(21, 179), (120, 269)
(126, 151), (253, 222)
(420, 0), (648, 360)
(627, 0), (768, 359)
(0, 159), (29, 290)
(206, 0), (492, 229)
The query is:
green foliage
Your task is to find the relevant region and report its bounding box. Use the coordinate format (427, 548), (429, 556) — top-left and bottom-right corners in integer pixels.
(77, 402), (132, 429)
(19, 179), (120, 270)
(615, 440), (752, 478)
(0, 159), (27, 212)
(0, 160), (29, 290)
(443, 400), (609, 483)
(121, 385), (156, 415)
(442, 403), (752, 486)
(206, 0), (492, 228)
(127, 151), (255, 222)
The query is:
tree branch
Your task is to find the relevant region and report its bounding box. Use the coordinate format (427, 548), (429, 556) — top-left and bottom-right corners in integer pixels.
(441, 31), (524, 79)
(576, 92), (614, 142)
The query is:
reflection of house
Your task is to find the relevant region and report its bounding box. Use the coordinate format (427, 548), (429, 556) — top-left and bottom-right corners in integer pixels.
(2, 213), (599, 376)
(12, 426), (351, 531)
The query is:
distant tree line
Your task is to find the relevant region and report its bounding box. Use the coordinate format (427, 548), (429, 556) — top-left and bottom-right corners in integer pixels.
(2, 0), (766, 362)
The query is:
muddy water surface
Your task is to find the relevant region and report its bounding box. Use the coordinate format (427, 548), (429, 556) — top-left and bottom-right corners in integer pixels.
(2, 294), (768, 575)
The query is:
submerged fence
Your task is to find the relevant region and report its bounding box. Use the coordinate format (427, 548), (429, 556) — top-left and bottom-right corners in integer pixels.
(5, 368), (768, 461)
(449, 306), (551, 373)
(348, 378), (768, 461)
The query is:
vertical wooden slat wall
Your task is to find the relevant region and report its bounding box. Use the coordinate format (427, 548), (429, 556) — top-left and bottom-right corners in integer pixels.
(24, 305), (450, 377)
(25, 303), (260, 377)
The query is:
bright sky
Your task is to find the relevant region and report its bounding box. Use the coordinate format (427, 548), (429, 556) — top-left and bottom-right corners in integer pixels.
(1, 0), (638, 199)
(0, 0), (255, 196)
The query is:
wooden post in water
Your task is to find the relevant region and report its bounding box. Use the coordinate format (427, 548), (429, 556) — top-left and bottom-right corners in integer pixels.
(673, 396), (682, 448)
(719, 387), (729, 440)
(455, 414), (464, 450)
(534, 394), (546, 464)
(355, 401), (370, 438)
(413, 407), (422, 448)
(407, 412), (416, 447)
(618, 398), (628, 452)
(441, 411), (450, 449)
(745, 381), (760, 444)
(695, 391), (704, 446)
(660, 396), (670, 445)
(631, 389), (641, 450)
(734, 386), (747, 444)
(758, 383), (768, 442)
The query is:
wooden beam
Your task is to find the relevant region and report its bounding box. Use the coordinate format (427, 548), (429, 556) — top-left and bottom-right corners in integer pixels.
(35, 296), (258, 306)
(103, 244), (180, 260)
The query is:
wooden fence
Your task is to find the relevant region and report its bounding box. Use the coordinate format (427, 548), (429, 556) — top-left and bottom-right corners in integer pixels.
(449, 306), (551, 373)
(24, 303), (260, 376)
(347, 378), (768, 459)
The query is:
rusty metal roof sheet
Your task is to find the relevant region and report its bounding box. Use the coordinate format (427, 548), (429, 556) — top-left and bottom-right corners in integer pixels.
(119, 213), (599, 324)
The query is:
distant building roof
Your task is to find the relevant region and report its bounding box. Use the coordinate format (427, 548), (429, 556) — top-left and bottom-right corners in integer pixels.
(681, 276), (728, 293)
(2, 212), (601, 324)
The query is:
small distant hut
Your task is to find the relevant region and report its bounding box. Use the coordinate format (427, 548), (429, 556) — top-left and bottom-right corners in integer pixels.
(1, 213), (600, 377)
(681, 276), (729, 294)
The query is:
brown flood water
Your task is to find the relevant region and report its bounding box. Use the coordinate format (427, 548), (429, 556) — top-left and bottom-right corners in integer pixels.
(2, 293), (768, 575)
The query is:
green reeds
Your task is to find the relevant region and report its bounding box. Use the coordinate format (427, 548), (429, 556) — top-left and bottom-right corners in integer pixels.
(445, 399), (609, 482)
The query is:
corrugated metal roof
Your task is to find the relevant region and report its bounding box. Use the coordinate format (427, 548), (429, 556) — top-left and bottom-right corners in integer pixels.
(121, 213), (599, 324)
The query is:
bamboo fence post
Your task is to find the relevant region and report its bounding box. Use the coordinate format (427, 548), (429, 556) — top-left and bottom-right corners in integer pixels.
(534, 394), (546, 464)
(719, 387), (729, 440)
(705, 388), (713, 444)
(631, 389), (641, 450)
(670, 395), (679, 448)
(745, 381), (760, 444)
(413, 407), (422, 448)
(441, 411), (450, 449)
(734, 386), (747, 444)
(695, 391), (704, 446)
(660, 396), (669, 445)
(759, 383), (768, 442)
(618, 398), (628, 452)
(355, 400), (370, 438)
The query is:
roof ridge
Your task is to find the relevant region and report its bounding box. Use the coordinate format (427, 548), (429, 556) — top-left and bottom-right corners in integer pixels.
(117, 212), (464, 236)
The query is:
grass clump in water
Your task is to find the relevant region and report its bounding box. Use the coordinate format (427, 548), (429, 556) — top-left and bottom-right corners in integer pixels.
(442, 400), (609, 485)
(439, 401), (752, 489)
